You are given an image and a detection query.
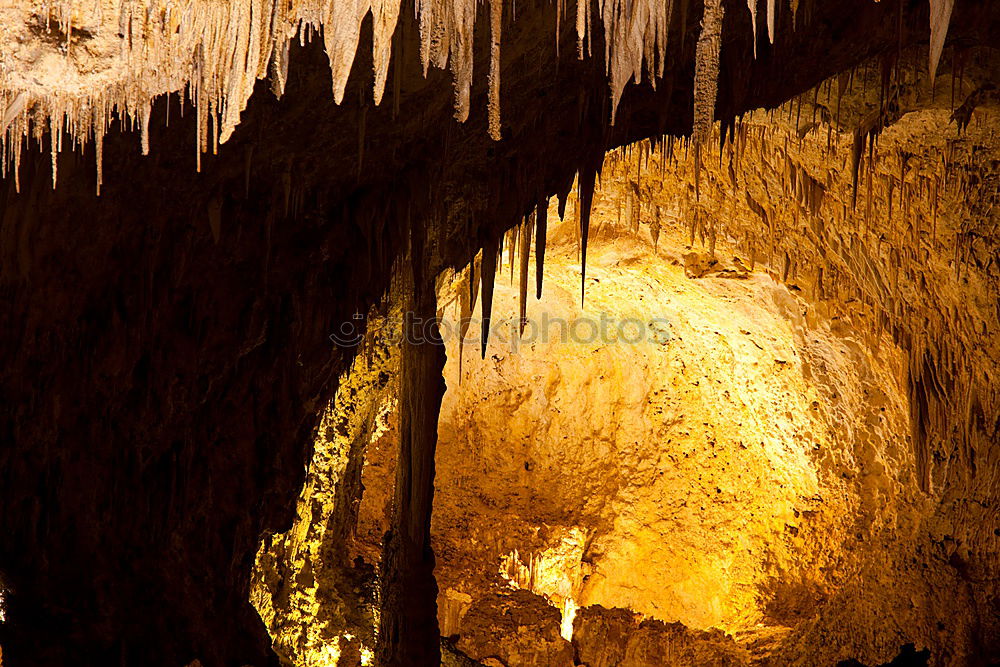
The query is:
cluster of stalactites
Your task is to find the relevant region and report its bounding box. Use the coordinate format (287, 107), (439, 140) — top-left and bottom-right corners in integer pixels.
(0, 0), (957, 193)
(0, 0), (401, 192)
(454, 196), (549, 364)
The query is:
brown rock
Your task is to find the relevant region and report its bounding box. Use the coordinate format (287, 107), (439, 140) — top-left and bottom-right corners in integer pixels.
(457, 590), (574, 667)
(572, 604), (639, 667)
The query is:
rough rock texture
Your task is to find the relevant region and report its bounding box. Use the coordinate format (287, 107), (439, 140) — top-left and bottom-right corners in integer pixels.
(1, 1), (998, 666)
(570, 605), (638, 667)
(422, 214), (910, 646)
(455, 589), (574, 667)
(250, 315), (396, 665)
(339, 193), (917, 664)
(582, 49), (1000, 666)
(573, 605), (750, 666)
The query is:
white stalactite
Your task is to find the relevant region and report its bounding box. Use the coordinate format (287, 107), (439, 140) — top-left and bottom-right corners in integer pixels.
(766, 0), (776, 45)
(928, 0), (955, 85)
(0, 0), (869, 189)
(488, 0), (503, 140)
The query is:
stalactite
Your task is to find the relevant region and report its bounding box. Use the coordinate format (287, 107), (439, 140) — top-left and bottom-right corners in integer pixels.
(1, 0), (949, 188)
(928, 0), (955, 85)
(694, 144), (702, 201)
(606, 0), (675, 123)
(470, 252), (481, 314)
(509, 225), (518, 284)
(518, 213), (533, 335)
(94, 128), (104, 196)
(458, 266), (471, 380)
(49, 115), (58, 189)
(692, 0), (724, 148)
(480, 236), (499, 358)
(766, 0), (776, 45)
(578, 164), (598, 306)
(535, 199), (549, 299)
(488, 0), (503, 140)
(372, 0), (401, 106)
(679, 0), (690, 51)
(650, 208), (661, 250)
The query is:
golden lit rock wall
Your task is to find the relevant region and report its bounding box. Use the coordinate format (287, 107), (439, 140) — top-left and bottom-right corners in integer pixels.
(583, 47), (999, 664)
(251, 314), (397, 666)
(424, 213), (913, 657)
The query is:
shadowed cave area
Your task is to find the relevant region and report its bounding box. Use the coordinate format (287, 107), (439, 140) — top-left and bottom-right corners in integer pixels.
(0, 0), (999, 666)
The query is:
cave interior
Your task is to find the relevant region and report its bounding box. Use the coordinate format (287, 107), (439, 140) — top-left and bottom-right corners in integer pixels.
(0, 0), (999, 666)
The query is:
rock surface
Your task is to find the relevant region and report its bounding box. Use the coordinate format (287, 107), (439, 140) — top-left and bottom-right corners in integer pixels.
(456, 590), (574, 667)
(573, 609), (751, 667)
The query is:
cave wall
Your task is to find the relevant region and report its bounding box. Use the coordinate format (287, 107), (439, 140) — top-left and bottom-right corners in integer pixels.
(0, 0), (998, 664)
(582, 53), (1000, 663)
(426, 228), (911, 638)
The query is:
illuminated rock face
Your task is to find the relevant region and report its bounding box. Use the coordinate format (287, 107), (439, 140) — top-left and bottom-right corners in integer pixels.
(416, 210), (915, 660)
(429, 228), (886, 635)
(250, 324), (395, 666)
(455, 589), (574, 666)
(572, 606), (750, 667)
(586, 61), (1000, 666)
